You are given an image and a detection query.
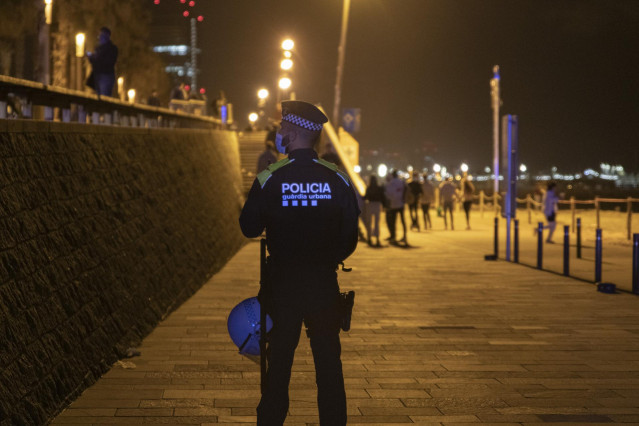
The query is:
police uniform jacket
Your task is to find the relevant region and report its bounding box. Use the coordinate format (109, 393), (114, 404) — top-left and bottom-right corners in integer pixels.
(240, 148), (360, 297)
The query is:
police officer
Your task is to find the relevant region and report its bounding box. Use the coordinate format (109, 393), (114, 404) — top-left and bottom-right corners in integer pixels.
(239, 100), (359, 425)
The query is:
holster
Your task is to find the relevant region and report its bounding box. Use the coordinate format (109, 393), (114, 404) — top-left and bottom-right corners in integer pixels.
(339, 290), (355, 332)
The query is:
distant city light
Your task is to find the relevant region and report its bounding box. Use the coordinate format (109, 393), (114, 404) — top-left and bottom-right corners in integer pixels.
(484, 166), (491, 173)
(248, 112), (258, 123)
(460, 163), (469, 173)
(433, 163), (441, 173)
(154, 45), (189, 55)
(520, 164), (527, 172)
(407, 165), (413, 172)
(283, 51), (292, 58)
(282, 39), (294, 50)
(154, 0), (160, 4)
(257, 88), (269, 99)
(183, 10), (189, 17)
(184, 84), (190, 91)
(199, 88), (206, 94)
(197, 15), (204, 22)
(378, 163), (388, 178)
(180, 0), (186, 3)
(354, 165), (361, 173)
(189, 0), (195, 6)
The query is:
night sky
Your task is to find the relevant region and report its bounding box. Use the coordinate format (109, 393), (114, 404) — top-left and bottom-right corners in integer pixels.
(166, 0), (639, 173)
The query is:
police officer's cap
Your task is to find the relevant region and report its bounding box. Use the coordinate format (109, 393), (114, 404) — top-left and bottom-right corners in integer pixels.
(281, 100), (328, 132)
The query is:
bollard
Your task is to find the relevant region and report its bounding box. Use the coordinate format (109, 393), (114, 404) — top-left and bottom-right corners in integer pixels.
(576, 218), (582, 259)
(633, 234), (639, 294)
(494, 217), (499, 257)
(514, 219), (519, 263)
(563, 225), (570, 276)
(537, 222), (544, 269)
(595, 228), (602, 283)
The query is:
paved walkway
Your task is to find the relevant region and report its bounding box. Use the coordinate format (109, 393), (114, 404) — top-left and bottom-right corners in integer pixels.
(53, 213), (639, 425)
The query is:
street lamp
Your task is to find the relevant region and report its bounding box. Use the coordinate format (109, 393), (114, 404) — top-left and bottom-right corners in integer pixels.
(127, 89), (136, 103)
(281, 39), (294, 51)
(257, 88), (269, 100)
(117, 77), (125, 101)
(75, 33), (85, 91)
(332, 0), (351, 127)
(44, 0), (53, 24)
(460, 163), (469, 173)
(278, 77), (292, 90)
(280, 58), (293, 71)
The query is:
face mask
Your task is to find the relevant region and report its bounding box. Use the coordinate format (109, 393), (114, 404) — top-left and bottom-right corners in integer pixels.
(275, 132), (289, 154)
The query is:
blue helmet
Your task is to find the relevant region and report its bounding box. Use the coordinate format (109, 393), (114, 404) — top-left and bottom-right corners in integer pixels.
(227, 297), (273, 356)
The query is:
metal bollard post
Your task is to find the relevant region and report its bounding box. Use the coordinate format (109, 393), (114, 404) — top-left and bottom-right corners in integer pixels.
(595, 228), (602, 283)
(494, 217), (499, 258)
(537, 222), (543, 269)
(514, 219), (519, 263)
(576, 218), (582, 259)
(633, 233), (639, 294)
(563, 225), (570, 276)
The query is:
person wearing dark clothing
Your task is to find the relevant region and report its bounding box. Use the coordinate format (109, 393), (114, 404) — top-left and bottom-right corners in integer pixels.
(461, 178), (475, 230)
(240, 100), (359, 426)
(256, 136), (278, 174)
(86, 27), (118, 96)
(420, 179), (435, 229)
(407, 172), (423, 231)
(147, 90), (161, 107)
(170, 82), (188, 100)
(364, 175), (385, 247)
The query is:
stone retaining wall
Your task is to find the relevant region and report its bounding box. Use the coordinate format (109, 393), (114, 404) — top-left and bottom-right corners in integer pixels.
(0, 120), (246, 425)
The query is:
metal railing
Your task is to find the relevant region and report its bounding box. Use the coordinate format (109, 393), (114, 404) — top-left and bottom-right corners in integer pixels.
(0, 74), (222, 129)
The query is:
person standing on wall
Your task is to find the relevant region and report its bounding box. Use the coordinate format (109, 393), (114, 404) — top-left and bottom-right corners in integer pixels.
(86, 27), (118, 97)
(240, 100), (359, 426)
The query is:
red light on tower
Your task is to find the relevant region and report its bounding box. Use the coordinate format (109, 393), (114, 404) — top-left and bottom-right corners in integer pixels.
(180, 0), (186, 3)
(153, 0), (160, 4)
(184, 85), (191, 92)
(189, 0), (195, 6)
(197, 15), (204, 22)
(199, 88), (206, 95)
(183, 10), (189, 17)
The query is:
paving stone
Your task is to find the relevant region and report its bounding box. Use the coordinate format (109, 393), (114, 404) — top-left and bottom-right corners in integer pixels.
(53, 215), (639, 424)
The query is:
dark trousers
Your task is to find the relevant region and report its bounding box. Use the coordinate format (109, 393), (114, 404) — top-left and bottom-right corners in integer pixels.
(95, 73), (115, 96)
(408, 201), (420, 230)
(421, 203), (432, 229)
(257, 294), (346, 426)
(443, 200), (454, 229)
(388, 207), (407, 240)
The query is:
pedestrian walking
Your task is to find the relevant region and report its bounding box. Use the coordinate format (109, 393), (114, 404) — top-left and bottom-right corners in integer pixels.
(407, 171), (423, 231)
(86, 27), (118, 96)
(461, 178), (475, 230)
(420, 178), (434, 229)
(170, 82), (188, 101)
(384, 170), (407, 244)
(239, 100), (359, 426)
(364, 175), (384, 247)
(535, 181), (560, 243)
(256, 129), (278, 174)
(439, 177), (458, 230)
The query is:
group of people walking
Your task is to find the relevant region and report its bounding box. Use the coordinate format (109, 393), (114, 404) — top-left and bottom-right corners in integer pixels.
(362, 170), (475, 246)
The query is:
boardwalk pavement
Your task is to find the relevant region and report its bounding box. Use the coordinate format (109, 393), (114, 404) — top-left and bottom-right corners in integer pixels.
(53, 214), (639, 425)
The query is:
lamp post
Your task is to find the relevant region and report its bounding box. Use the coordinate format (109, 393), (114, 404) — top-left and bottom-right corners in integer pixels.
(490, 65), (501, 198)
(278, 39), (294, 103)
(117, 77), (125, 101)
(38, 0), (53, 85)
(332, 0), (351, 127)
(75, 33), (85, 91)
